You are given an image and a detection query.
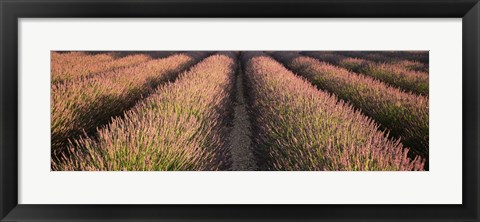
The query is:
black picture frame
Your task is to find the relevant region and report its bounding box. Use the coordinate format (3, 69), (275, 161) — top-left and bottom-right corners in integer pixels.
(1, 0), (479, 221)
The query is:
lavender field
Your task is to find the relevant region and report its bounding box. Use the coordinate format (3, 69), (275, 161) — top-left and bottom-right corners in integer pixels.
(51, 51), (429, 171)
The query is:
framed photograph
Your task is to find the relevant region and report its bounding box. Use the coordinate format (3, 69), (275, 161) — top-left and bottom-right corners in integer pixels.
(1, 0), (479, 221)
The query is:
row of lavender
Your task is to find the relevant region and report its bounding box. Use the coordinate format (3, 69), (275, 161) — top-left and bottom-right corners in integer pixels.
(268, 51), (429, 164)
(336, 51), (429, 67)
(51, 52), (213, 159)
(243, 52), (425, 170)
(51, 51), (178, 84)
(52, 52), (237, 170)
(301, 51), (429, 95)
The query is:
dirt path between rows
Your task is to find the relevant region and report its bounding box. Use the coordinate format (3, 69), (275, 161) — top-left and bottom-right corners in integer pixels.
(227, 63), (257, 171)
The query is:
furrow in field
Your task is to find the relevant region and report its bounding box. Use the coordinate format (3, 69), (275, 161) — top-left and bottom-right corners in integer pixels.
(242, 52), (424, 171)
(302, 51), (429, 95)
(102, 51), (176, 59)
(53, 53), (237, 171)
(228, 59), (257, 171)
(51, 52), (153, 84)
(270, 52), (429, 162)
(51, 52), (213, 154)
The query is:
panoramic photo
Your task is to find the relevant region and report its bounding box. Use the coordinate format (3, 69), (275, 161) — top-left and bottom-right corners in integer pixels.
(50, 51), (429, 171)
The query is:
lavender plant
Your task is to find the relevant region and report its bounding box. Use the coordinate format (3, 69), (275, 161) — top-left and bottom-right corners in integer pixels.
(53, 53), (237, 171)
(271, 52), (429, 160)
(243, 52), (424, 171)
(51, 52), (152, 83)
(51, 52), (211, 154)
(302, 51), (429, 95)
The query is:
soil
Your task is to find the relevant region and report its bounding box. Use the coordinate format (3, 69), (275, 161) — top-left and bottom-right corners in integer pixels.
(227, 64), (257, 171)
